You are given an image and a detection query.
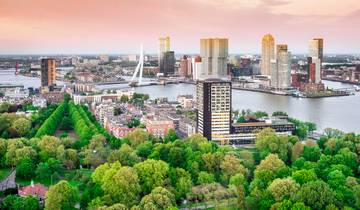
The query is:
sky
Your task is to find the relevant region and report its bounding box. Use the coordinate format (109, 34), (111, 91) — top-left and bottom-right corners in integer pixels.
(0, 0), (360, 54)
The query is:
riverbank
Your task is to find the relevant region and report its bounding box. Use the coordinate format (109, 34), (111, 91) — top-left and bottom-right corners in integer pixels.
(323, 77), (360, 85)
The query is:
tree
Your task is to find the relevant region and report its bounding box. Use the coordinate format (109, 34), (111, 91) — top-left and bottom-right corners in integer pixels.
(164, 129), (178, 143)
(254, 111), (269, 118)
(292, 141), (304, 162)
(0, 195), (40, 210)
(220, 154), (248, 184)
(255, 128), (290, 162)
(293, 180), (336, 210)
(268, 178), (300, 201)
(123, 129), (150, 147)
(253, 154), (286, 188)
(272, 111), (288, 117)
(127, 117), (140, 128)
(98, 203), (128, 210)
(120, 95), (129, 103)
(175, 175), (192, 200)
(45, 180), (78, 210)
(137, 187), (176, 210)
(12, 118), (31, 137)
(60, 116), (73, 130)
(134, 159), (169, 194)
(101, 166), (141, 207)
(197, 171), (215, 184)
(292, 169), (317, 185)
(302, 146), (321, 162)
(16, 157), (35, 179)
(80, 134), (109, 168)
(108, 144), (140, 166)
(230, 173), (246, 210)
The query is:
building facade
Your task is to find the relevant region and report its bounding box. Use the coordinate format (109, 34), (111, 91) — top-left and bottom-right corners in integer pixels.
(160, 51), (175, 76)
(41, 58), (56, 89)
(196, 79), (231, 142)
(261, 34), (275, 76)
(200, 38), (228, 79)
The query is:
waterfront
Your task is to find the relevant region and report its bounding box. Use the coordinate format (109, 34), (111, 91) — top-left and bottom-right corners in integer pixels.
(1, 69), (359, 133)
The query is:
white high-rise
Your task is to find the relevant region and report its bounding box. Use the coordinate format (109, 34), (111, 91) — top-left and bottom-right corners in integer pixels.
(200, 38), (228, 80)
(271, 44), (291, 89)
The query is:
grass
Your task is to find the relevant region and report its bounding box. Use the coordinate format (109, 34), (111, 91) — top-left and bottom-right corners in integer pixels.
(15, 168), (93, 188)
(0, 168), (11, 181)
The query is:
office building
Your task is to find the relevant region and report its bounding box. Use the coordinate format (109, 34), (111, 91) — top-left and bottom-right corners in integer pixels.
(261, 34), (275, 76)
(160, 51), (175, 76)
(41, 58), (56, 89)
(196, 79), (231, 142)
(158, 36), (170, 68)
(200, 38), (228, 79)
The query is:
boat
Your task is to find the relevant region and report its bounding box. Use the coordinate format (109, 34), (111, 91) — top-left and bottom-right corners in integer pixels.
(353, 85), (360, 92)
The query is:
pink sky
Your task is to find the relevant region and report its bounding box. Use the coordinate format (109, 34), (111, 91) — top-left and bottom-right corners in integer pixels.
(0, 0), (359, 54)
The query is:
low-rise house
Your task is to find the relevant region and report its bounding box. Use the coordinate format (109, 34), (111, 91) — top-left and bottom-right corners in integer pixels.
(18, 183), (48, 206)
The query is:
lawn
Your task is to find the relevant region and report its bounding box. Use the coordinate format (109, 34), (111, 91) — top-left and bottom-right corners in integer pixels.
(0, 168), (11, 181)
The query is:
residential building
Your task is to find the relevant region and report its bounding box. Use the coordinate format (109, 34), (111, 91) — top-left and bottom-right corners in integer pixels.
(18, 183), (48, 206)
(144, 115), (174, 138)
(192, 56), (202, 81)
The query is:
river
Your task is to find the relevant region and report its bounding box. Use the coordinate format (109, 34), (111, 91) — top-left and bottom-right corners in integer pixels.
(1, 69), (359, 133)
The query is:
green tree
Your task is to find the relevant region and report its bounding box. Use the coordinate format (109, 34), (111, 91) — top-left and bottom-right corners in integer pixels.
(253, 154), (286, 188)
(123, 129), (150, 147)
(255, 128), (290, 162)
(293, 180), (336, 210)
(60, 116), (73, 130)
(220, 154), (248, 184)
(302, 146), (321, 162)
(98, 203), (128, 210)
(108, 144), (140, 166)
(197, 171), (215, 184)
(268, 178), (300, 201)
(291, 169), (317, 185)
(272, 111), (288, 117)
(134, 159), (169, 194)
(120, 95), (129, 103)
(101, 166), (141, 207)
(45, 180), (78, 210)
(12, 118), (31, 137)
(16, 157), (35, 179)
(164, 129), (178, 143)
(229, 173), (246, 210)
(137, 187), (176, 210)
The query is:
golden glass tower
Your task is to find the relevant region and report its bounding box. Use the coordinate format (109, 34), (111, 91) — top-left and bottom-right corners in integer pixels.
(261, 34), (275, 76)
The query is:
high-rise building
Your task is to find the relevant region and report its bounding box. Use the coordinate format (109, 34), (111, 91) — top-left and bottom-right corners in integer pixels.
(192, 56), (202, 81)
(160, 51), (175, 76)
(41, 58), (56, 89)
(276, 46), (291, 89)
(179, 55), (190, 77)
(261, 34), (275, 76)
(196, 79), (231, 142)
(308, 38), (323, 83)
(200, 38), (228, 79)
(158, 36), (170, 66)
(309, 38), (323, 61)
(271, 45), (291, 89)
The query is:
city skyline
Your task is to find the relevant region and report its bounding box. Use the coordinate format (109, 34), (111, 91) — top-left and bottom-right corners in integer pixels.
(1, 0), (360, 54)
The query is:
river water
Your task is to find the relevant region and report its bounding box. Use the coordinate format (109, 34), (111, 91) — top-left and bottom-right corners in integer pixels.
(1, 69), (359, 133)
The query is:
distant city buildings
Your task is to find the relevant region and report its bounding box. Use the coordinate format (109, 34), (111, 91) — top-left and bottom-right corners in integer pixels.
(192, 56), (202, 81)
(99, 54), (109, 63)
(158, 36), (174, 76)
(200, 38), (228, 79)
(179, 55), (191, 77)
(261, 34), (275, 76)
(41, 58), (56, 91)
(160, 51), (175, 76)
